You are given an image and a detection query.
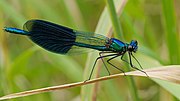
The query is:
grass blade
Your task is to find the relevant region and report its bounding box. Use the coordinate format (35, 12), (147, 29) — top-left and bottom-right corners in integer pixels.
(81, 0), (127, 100)
(162, 0), (180, 64)
(0, 65), (179, 100)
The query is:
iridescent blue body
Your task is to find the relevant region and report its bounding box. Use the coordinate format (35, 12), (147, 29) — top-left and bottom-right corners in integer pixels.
(4, 27), (29, 35)
(4, 19), (147, 80)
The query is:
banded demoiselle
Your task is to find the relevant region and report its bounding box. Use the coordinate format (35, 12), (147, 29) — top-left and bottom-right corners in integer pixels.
(4, 19), (148, 80)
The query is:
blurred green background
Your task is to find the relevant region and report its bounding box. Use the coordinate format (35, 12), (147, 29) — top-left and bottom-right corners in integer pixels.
(0, 0), (180, 101)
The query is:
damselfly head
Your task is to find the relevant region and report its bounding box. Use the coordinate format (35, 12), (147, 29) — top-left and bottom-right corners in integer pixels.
(128, 40), (138, 52)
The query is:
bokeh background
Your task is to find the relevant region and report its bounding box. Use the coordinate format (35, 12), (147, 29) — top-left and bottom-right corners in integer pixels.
(0, 0), (180, 101)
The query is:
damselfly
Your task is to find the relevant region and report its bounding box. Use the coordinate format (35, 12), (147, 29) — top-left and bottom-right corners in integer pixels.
(4, 19), (148, 80)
